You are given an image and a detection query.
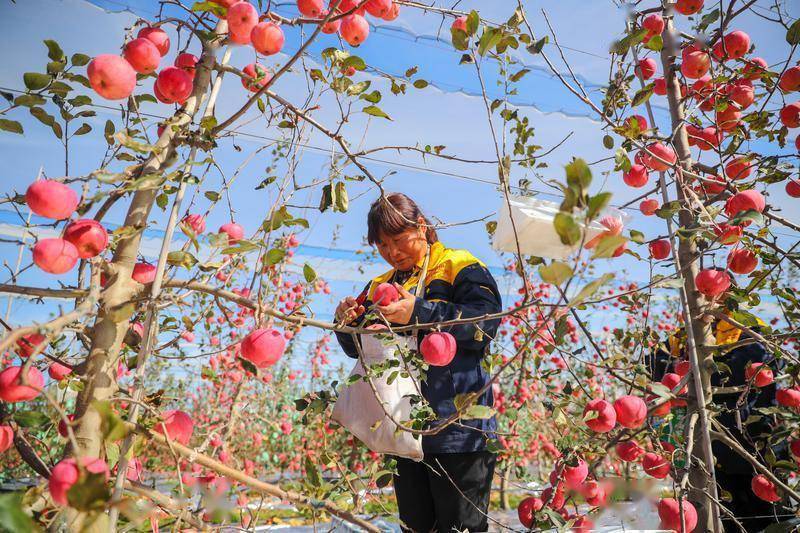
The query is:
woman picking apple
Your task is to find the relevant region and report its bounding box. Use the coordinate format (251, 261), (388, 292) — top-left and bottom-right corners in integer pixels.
(334, 192), (502, 532)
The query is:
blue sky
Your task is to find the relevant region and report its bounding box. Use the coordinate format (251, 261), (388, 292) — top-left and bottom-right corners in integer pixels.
(0, 0), (797, 371)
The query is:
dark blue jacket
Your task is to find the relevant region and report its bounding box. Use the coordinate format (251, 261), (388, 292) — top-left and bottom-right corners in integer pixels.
(335, 241), (502, 454)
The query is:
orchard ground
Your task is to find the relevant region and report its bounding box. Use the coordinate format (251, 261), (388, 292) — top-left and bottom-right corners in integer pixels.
(0, 0), (799, 532)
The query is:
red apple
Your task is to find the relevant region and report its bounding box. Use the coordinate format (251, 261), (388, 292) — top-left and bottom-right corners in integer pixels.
(340, 14), (369, 46)
(643, 142), (677, 171)
(724, 157), (752, 180)
(675, 0), (704, 15)
(182, 214), (206, 234)
(653, 77), (667, 95)
(583, 398), (616, 433)
(88, 54), (137, 100)
(642, 452), (670, 479)
(174, 53), (199, 74)
(49, 457), (109, 506)
(132, 262), (157, 284)
(658, 498), (697, 532)
(420, 331), (457, 366)
(219, 222), (245, 243)
(614, 395), (647, 429)
(725, 190), (765, 218)
(153, 410), (194, 445)
(241, 328), (286, 367)
(297, 0), (324, 16)
(636, 58), (657, 80)
(743, 57), (768, 80)
(16, 333), (46, 358)
(681, 45), (710, 79)
(365, 0), (391, 18)
(780, 102), (800, 128)
(640, 199), (659, 216)
(562, 458), (588, 489)
(642, 13), (664, 34)
(241, 63), (272, 92)
(616, 440), (644, 462)
(745, 363), (773, 387)
(649, 239), (671, 260)
(0, 425), (13, 454)
(33, 238), (79, 274)
(779, 66), (800, 93)
(373, 282), (399, 305)
(123, 38), (160, 74)
(712, 30), (750, 61)
(25, 180), (78, 220)
(138, 27), (170, 56)
(63, 219), (108, 258)
(695, 269), (731, 298)
(727, 248), (758, 274)
(786, 179), (800, 198)
(156, 66), (194, 104)
(0, 366), (44, 402)
(623, 164), (649, 188)
(777, 387), (800, 408)
(751, 474), (781, 502)
(48, 362), (72, 381)
(517, 496), (542, 528)
(251, 22), (285, 55)
(228, 1), (258, 42)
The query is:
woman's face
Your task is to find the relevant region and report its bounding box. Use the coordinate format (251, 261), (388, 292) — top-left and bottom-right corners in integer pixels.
(375, 220), (427, 272)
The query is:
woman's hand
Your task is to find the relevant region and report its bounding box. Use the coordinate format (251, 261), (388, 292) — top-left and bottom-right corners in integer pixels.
(376, 284), (417, 325)
(335, 296), (365, 325)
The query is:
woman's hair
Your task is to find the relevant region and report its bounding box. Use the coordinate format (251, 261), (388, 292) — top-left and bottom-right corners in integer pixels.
(367, 193), (438, 245)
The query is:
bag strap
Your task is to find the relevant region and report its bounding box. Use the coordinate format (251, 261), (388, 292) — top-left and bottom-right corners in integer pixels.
(414, 244), (431, 298)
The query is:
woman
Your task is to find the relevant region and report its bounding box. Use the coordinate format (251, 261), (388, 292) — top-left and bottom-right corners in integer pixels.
(334, 192), (503, 533)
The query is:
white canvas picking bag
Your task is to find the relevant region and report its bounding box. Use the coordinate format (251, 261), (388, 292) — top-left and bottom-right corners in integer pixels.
(492, 194), (627, 260)
(330, 249), (432, 461)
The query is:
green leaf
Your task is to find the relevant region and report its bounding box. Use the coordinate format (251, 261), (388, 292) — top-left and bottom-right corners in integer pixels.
(0, 119), (23, 135)
(553, 212), (581, 246)
(29, 106), (55, 126)
(565, 158), (592, 191)
(362, 105), (392, 120)
(103, 119), (115, 144)
(23, 72), (52, 91)
(360, 90), (382, 104)
(92, 400), (129, 443)
(265, 248), (286, 265)
(644, 34), (663, 51)
(68, 95), (92, 107)
(204, 191), (221, 202)
(73, 123), (92, 136)
(167, 251), (198, 270)
(347, 80), (371, 96)
(572, 273), (614, 304)
(412, 79), (428, 89)
(462, 405), (495, 419)
(788, 19), (800, 45)
(303, 263), (317, 283)
(478, 27), (502, 56)
(632, 84), (654, 107)
(602, 134), (614, 149)
(592, 234), (627, 258)
(466, 10), (480, 35)
(14, 410), (50, 427)
(629, 229), (645, 244)
(655, 200), (681, 220)
(67, 471), (111, 512)
(14, 94), (46, 107)
(587, 192), (613, 220)
(319, 184), (333, 212)
(221, 240), (259, 255)
(526, 36), (548, 55)
(538, 261), (573, 285)
(0, 493), (34, 533)
(71, 53), (91, 66)
(729, 209), (764, 227)
(334, 181), (349, 212)
(509, 69), (530, 83)
(342, 56), (366, 71)
(44, 39), (64, 61)
(305, 456), (322, 487)
(450, 28), (469, 51)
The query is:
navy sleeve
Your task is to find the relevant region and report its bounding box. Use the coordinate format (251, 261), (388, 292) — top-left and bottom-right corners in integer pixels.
(334, 281), (371, 359)
(410, 263), (502, 352)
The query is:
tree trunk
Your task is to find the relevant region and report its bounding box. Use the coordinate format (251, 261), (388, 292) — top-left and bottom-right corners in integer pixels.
(659, 9), (723, 532)
(499, 465), (509, 510)
(60, 26), (227, 532)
